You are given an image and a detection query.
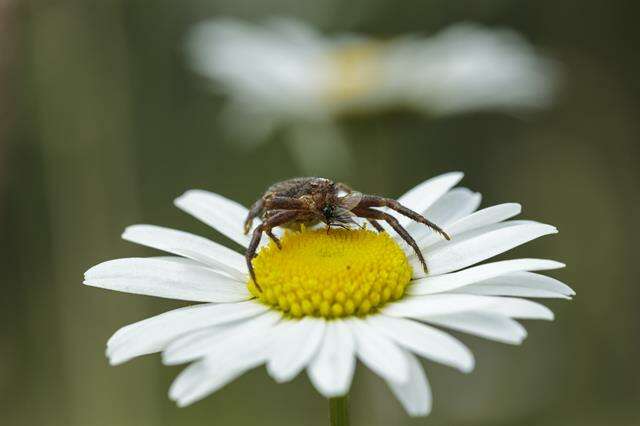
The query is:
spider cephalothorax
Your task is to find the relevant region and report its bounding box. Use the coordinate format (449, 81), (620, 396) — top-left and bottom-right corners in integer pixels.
(244, 177), (450, 288)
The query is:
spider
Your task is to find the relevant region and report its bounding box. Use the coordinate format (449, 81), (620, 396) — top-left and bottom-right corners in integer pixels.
(244, 177), (450, 288)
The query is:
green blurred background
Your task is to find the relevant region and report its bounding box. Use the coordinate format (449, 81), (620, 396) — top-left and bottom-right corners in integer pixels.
(2, 0), (639, 425)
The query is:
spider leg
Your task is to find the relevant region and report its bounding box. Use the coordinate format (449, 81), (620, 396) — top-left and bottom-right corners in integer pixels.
(265, 196), (309, 210)
(265, 228), (282, 249)
(246, 210), (300, 290)
(244, 198), (264, 235)
(354, 207), (429, 275)
(367, 219), (385, 232)
(245, 196), (308, 236)
(359, 195), (450, 240)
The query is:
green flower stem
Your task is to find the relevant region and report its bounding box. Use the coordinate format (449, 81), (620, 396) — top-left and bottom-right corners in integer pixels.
(329, 395), (350, 426)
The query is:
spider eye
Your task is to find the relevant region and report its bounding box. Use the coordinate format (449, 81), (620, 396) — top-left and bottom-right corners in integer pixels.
(322, 205), (333, 219)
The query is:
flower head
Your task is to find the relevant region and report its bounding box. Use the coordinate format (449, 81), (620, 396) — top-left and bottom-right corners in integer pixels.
(84, 172), (573, 415)
(248, 228), (413, 317)
(187, 18), (559, 144)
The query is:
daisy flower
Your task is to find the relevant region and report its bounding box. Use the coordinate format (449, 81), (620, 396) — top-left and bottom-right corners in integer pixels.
(187, 18), (559, 145)
(84, 172), (573, 417)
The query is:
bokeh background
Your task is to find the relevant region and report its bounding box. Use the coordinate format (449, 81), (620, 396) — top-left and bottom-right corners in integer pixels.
(2, 0), (639, 425)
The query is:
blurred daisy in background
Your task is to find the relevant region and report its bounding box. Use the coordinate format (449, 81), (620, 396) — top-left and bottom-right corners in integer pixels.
(186, 18), (559, 171)
(84, 172), (573, 416)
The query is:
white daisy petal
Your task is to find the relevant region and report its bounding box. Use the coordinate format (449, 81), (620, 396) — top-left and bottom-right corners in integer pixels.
(347, 318), (409, 384)
(172, 361), (258, 407)
(168, 359), (209, 404)
(383, 294), (497, 317)
(174, 190), (251, 248)
(122, 224), (247, 279)
(386, 350), (432, 417)
(477, 296), (554, 320)
(407, 187), (481, 236)
(267, 317), (326, 383)
(148, 256), (206, 266)
(170, 311), (280, 406)
(409, 258), (565, 295)
(423, 311), (527, 345)
(414, 222), (558, 277)
(385, 293), (553, 322)
(162, 311), (281, 365)
(428, 188), (482, 223)
(417, 203), (522, 248)
(308, 320), (356, 398)
(405, 189), (481, 244)
(368, 315), (474, 373)
(84, 257), (250, 302)
(448, 203), (523, 234)
(170, 328), (273, 407)
(395, 172), (464, 224)
(159, 323), (233, 364)
(107, 301), (267, 365)
(457, 271), (574, 299)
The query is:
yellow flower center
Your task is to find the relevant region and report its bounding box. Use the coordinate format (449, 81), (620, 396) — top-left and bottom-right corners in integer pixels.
(325, 42), (384, 104)
(248, 228), (412, 318)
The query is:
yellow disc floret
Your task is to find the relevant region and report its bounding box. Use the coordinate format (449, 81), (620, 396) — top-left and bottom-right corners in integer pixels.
(248, 228), (412, 318)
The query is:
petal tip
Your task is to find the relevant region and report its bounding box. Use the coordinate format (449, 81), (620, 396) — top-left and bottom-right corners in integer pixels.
(266, 365), (294, 384)
(408, 409), (432, 417)
(108, 355), (127, 366)
(173, 190), (197, 208)
(121, 224), (150, 240)
(83, 265), (99, 279)
(443, 171), (465, 185)
(174, 189), (206, 206)
(460, 361), (475, 374)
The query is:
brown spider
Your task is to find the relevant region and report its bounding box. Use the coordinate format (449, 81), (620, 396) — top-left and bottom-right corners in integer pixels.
(244, 177), (450, 289)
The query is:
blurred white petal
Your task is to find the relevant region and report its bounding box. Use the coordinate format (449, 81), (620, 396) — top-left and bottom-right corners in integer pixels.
(400, 24), (558, 114)
(186, 18), (558, 147)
